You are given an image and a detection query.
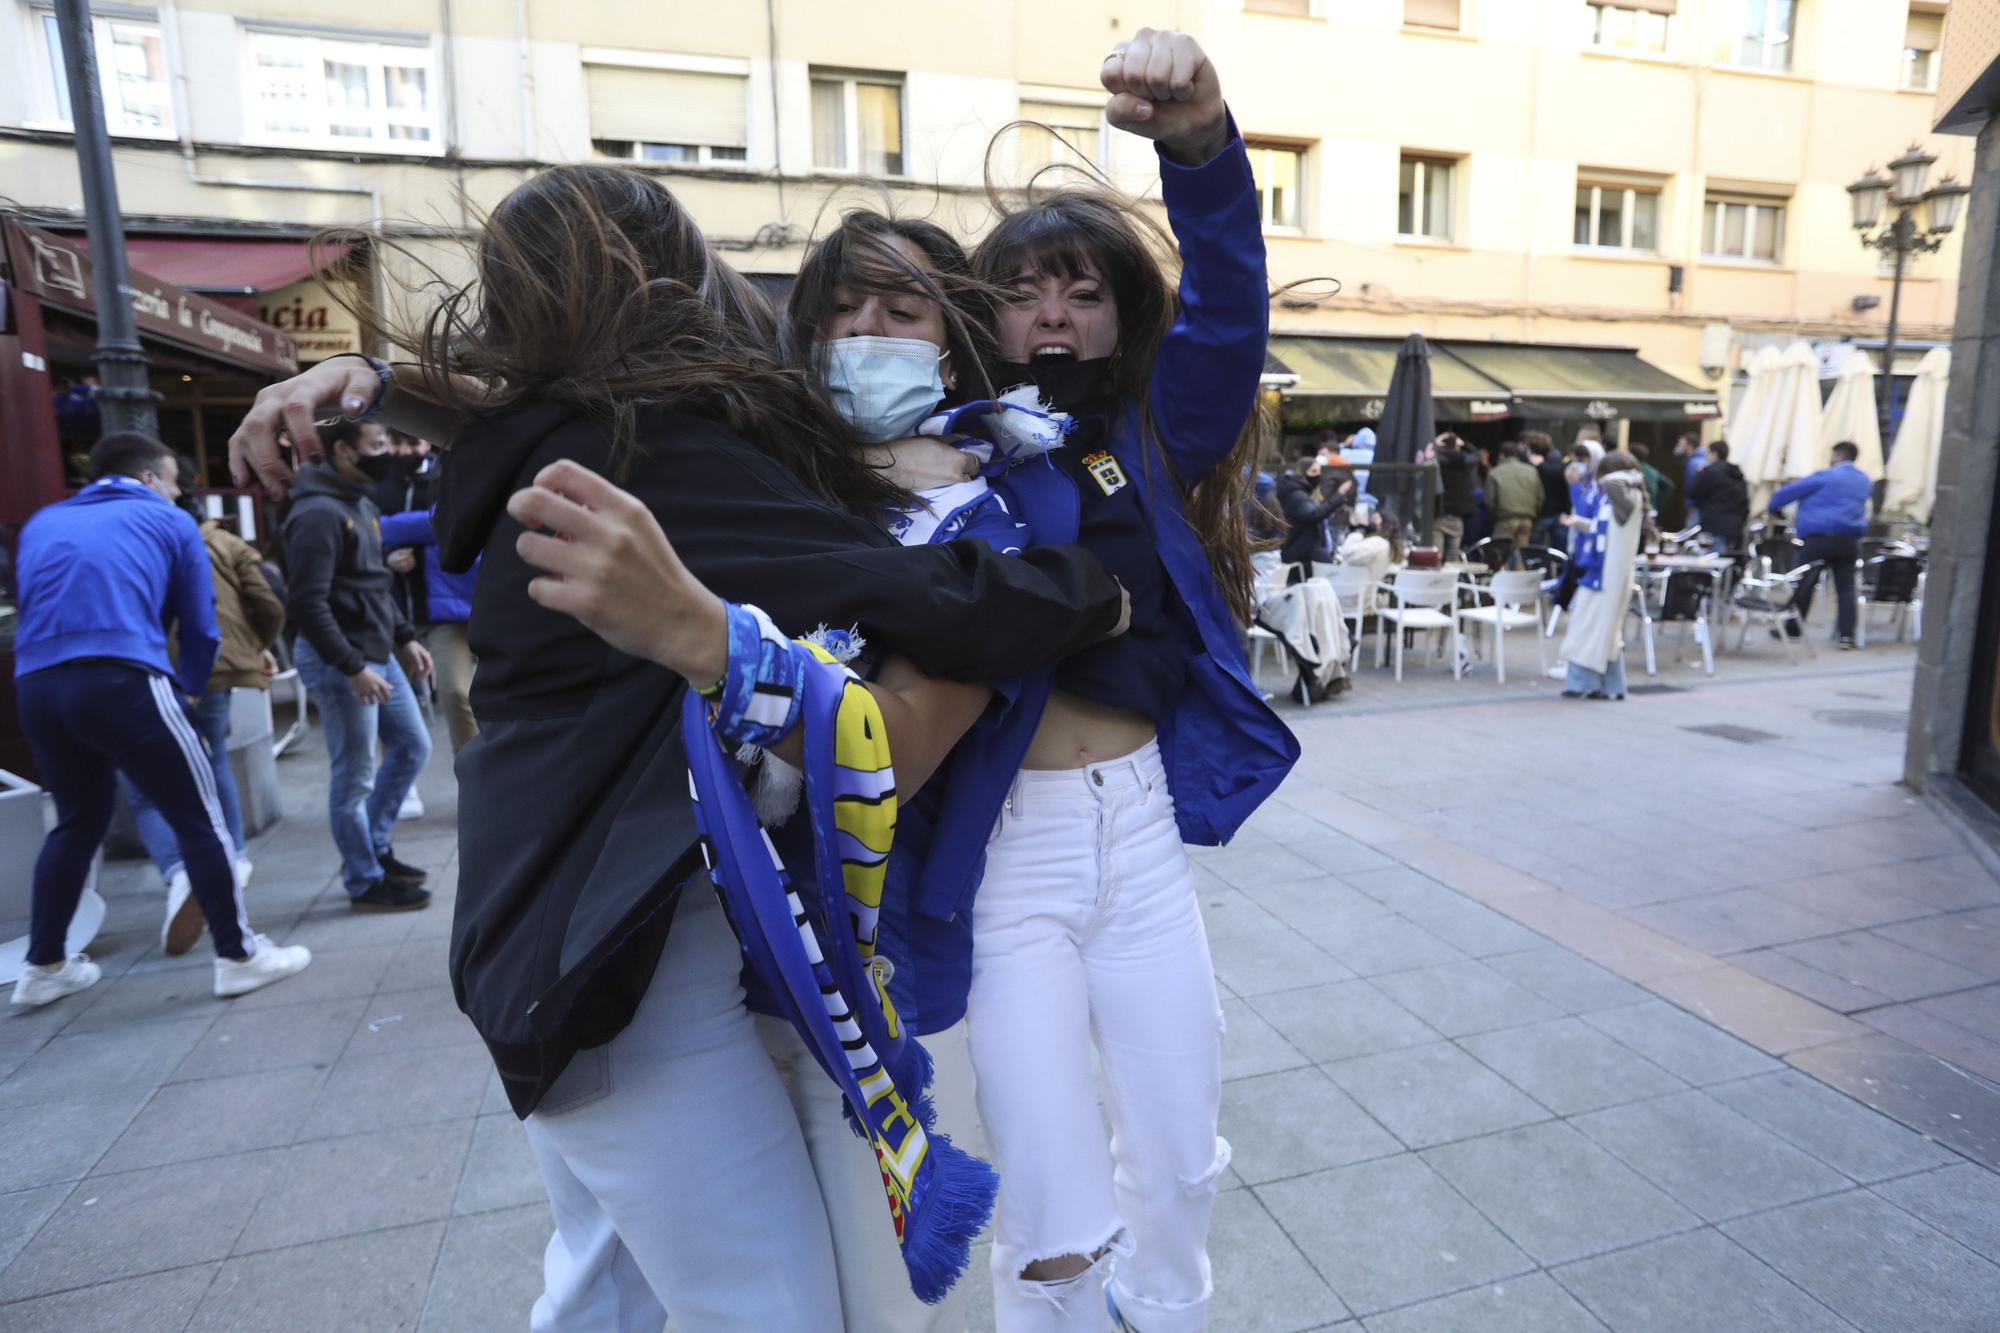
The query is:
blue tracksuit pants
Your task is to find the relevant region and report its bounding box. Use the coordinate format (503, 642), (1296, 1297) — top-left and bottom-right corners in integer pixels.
(16, 660), (251, 963)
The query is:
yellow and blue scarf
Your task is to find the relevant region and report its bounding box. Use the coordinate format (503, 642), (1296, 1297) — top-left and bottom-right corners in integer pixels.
(684, 633), (996, 1303)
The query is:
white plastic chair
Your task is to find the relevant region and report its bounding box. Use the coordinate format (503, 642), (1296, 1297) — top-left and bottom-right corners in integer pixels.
(1457, 569), (1546, 684)
(1317, 564), (1375, 674)
(1375, 569), (1462, 681)
(1247, 562), (1299, 687)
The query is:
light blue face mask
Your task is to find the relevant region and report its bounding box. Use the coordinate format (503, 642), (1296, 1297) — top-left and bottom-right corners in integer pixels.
(818, 336), (947, 443)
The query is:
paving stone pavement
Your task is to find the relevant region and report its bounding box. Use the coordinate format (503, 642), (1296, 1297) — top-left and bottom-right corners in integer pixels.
(3, 637), (1998, 1331)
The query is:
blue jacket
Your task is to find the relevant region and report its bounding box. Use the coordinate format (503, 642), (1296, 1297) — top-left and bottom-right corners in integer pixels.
(1770, 462), (1871, 538)
(13, 476), (219, 697)
(380, 508), (477, 623)
(897, 129), (1300, 1031)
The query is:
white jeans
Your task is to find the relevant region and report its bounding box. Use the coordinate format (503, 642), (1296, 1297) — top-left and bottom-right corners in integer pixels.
(967, 742), (1229, 1333)
(522, 891), (842, 1332)
(760, 1015), (988, 1333)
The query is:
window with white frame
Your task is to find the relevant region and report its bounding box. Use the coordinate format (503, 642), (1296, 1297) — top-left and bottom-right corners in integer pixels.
(1017, 99), (1103, 178)
(1248, 143), (1307, 231)
(1903, 7), (1942, 91)
(1574, 178), (1662, 251)
(1404, 0), (1462, 31)
(246, 30), (437, 151)
(811, 72), (904, 176)
(585, 63), (749, 165)
(1398, 154), (1457, 241)
(1702, 196), (1786, 262)
(1586, 2), (1673, 54)
(1735, 0), (1795, 72)
(31, 6), (174, 137)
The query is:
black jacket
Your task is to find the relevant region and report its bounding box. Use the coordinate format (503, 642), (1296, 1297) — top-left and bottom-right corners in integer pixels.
(1687, 460), (1750, 544)
(282, 464), (413, 676)
(1436, 446), (1481, 519)
(437, 403), (1123, 1117)
(1536, 455), (1571, 520)
(1276, 469), (1345, 564)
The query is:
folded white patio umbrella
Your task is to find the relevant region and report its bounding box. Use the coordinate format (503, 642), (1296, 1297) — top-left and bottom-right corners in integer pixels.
(1739, 341), (1823, 511)
(1884, 346), (1951, 524)
(1729, 345), (1784, 484)
(1814, 345), (1883, 479)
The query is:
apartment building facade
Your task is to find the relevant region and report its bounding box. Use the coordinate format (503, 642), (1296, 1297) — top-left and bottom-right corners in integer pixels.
(0, 0), (1974, 476)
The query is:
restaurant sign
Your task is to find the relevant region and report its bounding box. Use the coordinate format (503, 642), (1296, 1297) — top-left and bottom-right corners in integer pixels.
(3, 219), (298, 377)
(257, 277), (362, 362)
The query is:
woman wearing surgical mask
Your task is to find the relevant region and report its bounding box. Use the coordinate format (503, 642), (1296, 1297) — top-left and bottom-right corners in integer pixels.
(224, 165), (1128, 1331)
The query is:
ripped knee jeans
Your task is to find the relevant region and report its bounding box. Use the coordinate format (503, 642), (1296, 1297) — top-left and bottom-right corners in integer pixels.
(966, 743), (1230, 1333)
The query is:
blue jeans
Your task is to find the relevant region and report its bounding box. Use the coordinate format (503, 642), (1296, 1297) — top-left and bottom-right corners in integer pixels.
(1565, 654), (1628, 698)
(124, 688), (245, 882)
(293, 639), (433, 895)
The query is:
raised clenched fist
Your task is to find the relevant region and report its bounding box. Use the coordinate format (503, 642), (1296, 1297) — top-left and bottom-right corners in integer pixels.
(1100, 28), (1228, 166)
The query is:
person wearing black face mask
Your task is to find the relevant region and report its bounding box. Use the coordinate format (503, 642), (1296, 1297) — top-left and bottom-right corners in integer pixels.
(281, 418), (437, 913)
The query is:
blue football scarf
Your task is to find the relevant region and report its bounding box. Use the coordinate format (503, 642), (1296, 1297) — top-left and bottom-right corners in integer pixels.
(684, 638), (997, 1304)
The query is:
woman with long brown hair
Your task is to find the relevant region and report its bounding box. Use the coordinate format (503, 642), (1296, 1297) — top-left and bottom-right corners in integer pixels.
(227, 165), (1125, 1330)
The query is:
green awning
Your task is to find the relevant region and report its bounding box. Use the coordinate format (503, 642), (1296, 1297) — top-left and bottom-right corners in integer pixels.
(1269, 334), (1722, 425)
(1267, 335), (1513, 422)
(1436, 342), (1721, 424)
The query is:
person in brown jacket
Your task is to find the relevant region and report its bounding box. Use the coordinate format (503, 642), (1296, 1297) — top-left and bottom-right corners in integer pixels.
(1485, 441), (1545, 556)
(126, 461), (287, 954)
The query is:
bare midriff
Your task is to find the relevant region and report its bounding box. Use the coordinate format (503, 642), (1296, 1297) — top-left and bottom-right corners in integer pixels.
(1019, 688), (1156, 771)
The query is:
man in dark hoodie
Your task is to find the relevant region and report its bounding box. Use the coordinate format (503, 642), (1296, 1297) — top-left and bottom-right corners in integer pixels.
(1685, 439), (1750, 552)
(284, 419), (435, 911)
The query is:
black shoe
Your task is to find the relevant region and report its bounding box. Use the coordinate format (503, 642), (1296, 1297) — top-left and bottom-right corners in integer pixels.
(1561, 689), (1586, 698)
(1837, 637), (1860, 651)
(377, 848), (428, 886)
(351, 878), (432, 912)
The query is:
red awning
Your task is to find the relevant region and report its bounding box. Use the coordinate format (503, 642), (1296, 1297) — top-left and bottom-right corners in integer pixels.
(58, 235), (350, 295)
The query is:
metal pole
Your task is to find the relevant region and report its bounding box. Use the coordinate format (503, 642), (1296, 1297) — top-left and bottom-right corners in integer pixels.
(1879, 209), (1910, 458)
(53, 0), (158, 437)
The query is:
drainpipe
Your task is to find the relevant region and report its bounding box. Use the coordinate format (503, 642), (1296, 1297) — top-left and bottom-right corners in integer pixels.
(514, 0), (535, 161)
(158, 0), (386, 348)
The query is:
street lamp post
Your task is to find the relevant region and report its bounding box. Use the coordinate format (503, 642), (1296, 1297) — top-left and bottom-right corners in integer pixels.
(1848, 146), (1970, 456)
(52, 0), (158, 436)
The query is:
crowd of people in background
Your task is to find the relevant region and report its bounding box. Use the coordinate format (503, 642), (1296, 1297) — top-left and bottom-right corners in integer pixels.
(1254, 418), (1877, 703)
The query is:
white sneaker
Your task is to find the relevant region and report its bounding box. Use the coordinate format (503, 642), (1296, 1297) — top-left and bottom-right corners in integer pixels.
(213, 934), (312, 998)
(398, 790), (425, 820)
(12, 954), (103, 1008)
(163, 858), (255, 957)
(162, 868), (201, 956)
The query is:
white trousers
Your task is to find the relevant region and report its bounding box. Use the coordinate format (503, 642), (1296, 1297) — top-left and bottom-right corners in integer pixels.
(522, 892), (843, 1332)
(967, 741), (1229, 1333)
(759, 1014), (988, 1333)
